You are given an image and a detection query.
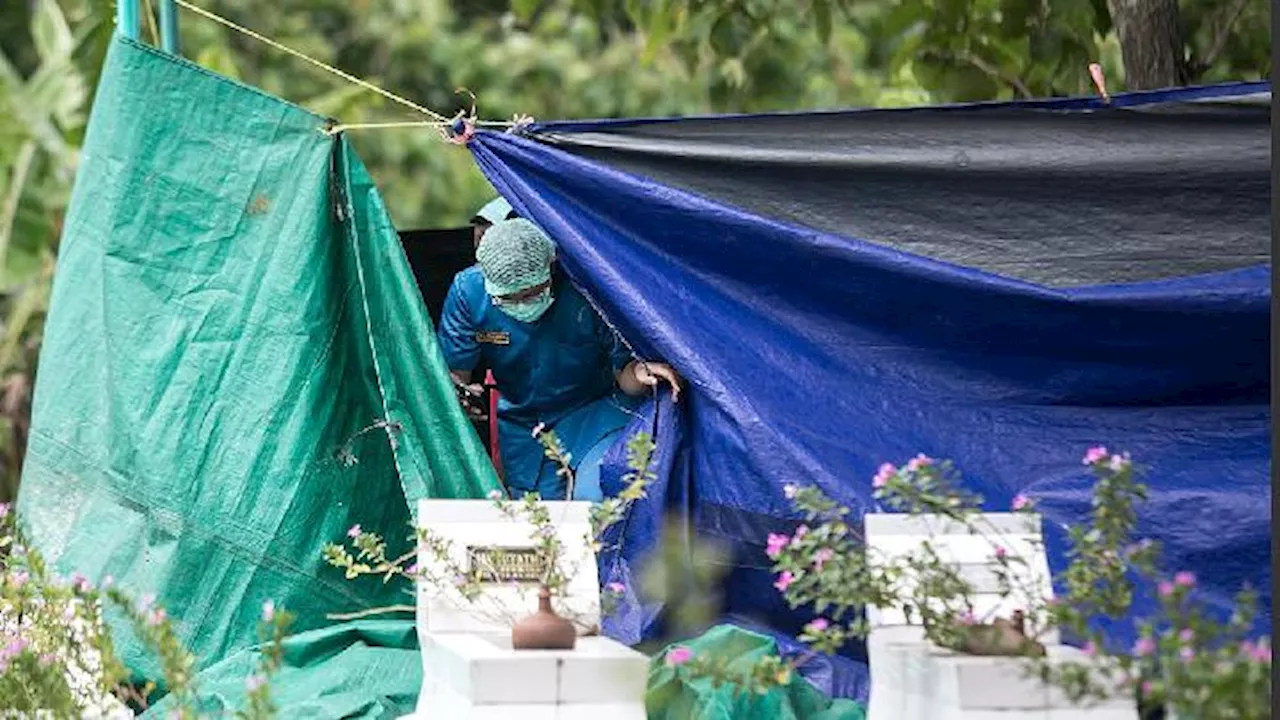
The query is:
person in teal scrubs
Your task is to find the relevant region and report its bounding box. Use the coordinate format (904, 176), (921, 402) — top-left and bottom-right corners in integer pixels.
(438, 218), (680, 501)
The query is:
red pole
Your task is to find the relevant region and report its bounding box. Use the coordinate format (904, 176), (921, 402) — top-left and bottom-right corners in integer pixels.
(485, 370), (503, 480)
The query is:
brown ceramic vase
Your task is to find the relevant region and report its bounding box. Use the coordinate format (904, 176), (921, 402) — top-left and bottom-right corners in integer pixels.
(511, 585), (576, 650)
(947, 609), (1046, 657)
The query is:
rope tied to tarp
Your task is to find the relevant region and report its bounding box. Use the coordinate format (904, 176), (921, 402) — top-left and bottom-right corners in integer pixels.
(170, 0), (530, 137)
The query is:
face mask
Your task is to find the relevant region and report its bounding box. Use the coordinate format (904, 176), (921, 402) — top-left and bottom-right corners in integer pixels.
(497, 288), (554, 323)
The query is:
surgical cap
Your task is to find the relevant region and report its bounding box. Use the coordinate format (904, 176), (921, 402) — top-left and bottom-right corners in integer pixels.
(471, 197), (514, 226)
(475, 219), (555, 297)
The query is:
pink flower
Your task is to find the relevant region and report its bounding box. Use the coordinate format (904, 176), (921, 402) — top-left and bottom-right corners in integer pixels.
(1179, 646), (1194, 662)
(1011, 494), (1032, 511)
(0, 503), (9, 519)
(606, 582), (625, 594)
(993, 545), (1008, 560)
(347, 524), (362, 539)
(773, 571), (795, 592)
(793, 525), (809, 542)
(1108, 453), (1131, 472)
(262, 600), (276, 623)
(245, 674), (265, 692)
(531, 423), (546, 438)
(139, 593), (156, 610)
(1251, 643), (1271, 663)
(905, 454), (933, 472)
(148, 608), (167, 627)
(957, 611), (976, 626)
(765, 533), (790, 559)
(665, 646), (693, 666)
(1178, 628), (1194, 643)
(1140, 681), (1154, 696)
(806, 618), (830, 633)
(872, 463), (896, 489)
(813, 548), (834, 570)
(2, 637), (28, 658)
(9, 571), (28, 589)
(1082, 641), (1098, 658)
(1174, 571), (1196, 588)
(1157, 581), (1175, 598)
(1083, 446), (1109, 465)
(783, 484), (798, 499)
(1133, 637), (1156, 656)
(405, 563), (420, 576)
(38, 653), (56, 668)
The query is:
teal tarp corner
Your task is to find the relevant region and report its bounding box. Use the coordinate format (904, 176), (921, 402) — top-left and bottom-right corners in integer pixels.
(18, 34), (497, 706)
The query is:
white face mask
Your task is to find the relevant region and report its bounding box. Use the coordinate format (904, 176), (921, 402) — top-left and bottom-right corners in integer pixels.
(495, 288), (554, 323)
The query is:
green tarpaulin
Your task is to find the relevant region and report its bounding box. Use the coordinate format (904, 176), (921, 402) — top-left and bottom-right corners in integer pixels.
(18, 34), (498, 691)
(18, 35), (866, 719)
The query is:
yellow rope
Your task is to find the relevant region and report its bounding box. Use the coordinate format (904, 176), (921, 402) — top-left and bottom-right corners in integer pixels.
(171, 0), (449, 122)
(326, 119), (518, 134)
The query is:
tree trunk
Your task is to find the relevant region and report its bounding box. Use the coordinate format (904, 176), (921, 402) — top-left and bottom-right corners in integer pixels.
(1106, 0), (1188, 90)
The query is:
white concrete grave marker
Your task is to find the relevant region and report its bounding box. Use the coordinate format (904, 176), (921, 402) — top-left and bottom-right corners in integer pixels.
(408, 499), (648, 720)
(862, 512), (1138, 720)
(863, 512), (1055, 638)
(415, 499), (601, 635)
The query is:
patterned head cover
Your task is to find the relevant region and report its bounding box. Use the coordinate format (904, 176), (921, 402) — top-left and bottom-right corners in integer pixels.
(475, 219), (555, 297)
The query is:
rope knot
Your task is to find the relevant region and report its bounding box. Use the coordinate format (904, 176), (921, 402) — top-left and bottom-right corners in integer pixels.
(445, 115), (476, 144)
(507, 114), (536, 135)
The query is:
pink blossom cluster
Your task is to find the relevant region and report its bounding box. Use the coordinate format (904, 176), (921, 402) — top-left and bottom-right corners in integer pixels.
(1239, 639), (1271, 663)
(1157, 571), (1197, 598)
(665, 646), (692, 667)
(1083, 446), (1131, 472)
(0, 635), (29, 673)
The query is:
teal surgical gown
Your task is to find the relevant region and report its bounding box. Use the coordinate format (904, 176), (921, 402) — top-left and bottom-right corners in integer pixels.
(437, 267), (637, 500)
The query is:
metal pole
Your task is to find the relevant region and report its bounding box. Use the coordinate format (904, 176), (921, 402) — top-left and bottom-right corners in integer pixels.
(158, 0), (181, 55)
(117, 0), (141, 40)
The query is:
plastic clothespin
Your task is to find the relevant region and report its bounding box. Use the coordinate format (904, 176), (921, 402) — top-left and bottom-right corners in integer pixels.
(1088, 63), (1111, 104)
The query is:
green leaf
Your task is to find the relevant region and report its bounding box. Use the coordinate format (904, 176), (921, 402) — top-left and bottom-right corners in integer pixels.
(511, 0), (541, 23)
(31, 0), (73, 63)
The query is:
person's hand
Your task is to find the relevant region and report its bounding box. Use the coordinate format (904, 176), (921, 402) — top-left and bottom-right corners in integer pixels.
(632, 362), (683, 403)
(454, 381), (488, 420)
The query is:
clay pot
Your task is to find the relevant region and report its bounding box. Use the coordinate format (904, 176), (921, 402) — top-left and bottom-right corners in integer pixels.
(932, 609), (1047, 657)
(511, 585), (576, 650)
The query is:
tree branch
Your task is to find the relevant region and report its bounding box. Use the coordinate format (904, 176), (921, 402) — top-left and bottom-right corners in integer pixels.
(1190, 0), (1250, 77)
(961, 52), (1034, 99)
(925, 50), (1034, 99)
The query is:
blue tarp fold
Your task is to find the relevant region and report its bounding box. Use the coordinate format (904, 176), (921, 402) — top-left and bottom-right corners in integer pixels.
(469, 89), (1270, 699)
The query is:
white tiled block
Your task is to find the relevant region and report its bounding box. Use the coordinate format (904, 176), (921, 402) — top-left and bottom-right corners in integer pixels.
(927, 648), (1050, 710)
(416, 631), (649, 719)
(923, 645), (1139, 720)
(866, 626), (930, 720)
(412, 681), (646, 720)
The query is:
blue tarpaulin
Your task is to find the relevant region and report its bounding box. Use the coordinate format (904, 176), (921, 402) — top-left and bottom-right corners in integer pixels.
(470, 82), (1271, 700)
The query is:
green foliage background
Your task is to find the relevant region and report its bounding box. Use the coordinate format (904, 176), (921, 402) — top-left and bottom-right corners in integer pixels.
(0, 0), (1269, 498)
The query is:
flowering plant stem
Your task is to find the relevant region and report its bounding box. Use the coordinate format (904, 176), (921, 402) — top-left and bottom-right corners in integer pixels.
(675, 448), (1270, 718)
